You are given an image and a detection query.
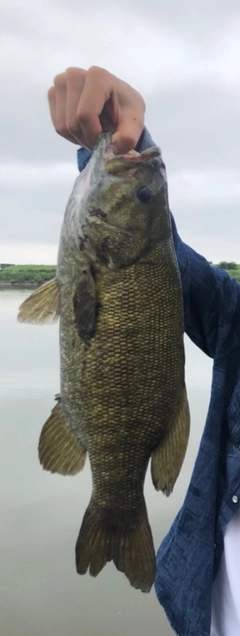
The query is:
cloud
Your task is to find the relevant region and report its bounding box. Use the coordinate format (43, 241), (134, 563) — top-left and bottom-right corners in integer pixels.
(0, 162), (77, 246)
(0, 241), (58, 265)
(168, 167), (240, 259)
(1, 0), (240, 262)
(0, 162), (77, 189)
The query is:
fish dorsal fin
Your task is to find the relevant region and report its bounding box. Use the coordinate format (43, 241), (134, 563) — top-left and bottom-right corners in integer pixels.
(38, 396), (87, 475)
(18, 278), (60, 324)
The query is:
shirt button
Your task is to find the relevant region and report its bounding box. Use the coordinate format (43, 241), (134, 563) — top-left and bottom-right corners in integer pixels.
(232, 495), (239, 504)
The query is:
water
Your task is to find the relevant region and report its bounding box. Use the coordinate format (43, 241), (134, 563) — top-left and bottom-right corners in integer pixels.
(0, 289), (213, 636)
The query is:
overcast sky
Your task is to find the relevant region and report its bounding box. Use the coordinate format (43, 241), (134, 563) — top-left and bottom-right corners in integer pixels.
(1, 0), (240, 264)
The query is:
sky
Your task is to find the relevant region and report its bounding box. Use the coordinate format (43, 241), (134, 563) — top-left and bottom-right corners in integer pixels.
(1, 0), (240, 264)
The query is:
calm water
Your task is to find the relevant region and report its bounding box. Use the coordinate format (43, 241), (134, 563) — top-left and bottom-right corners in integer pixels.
(0, 289), (213, 636)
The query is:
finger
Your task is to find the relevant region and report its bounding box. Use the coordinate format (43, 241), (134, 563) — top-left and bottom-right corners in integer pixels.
(111, 112), (144, 155)
(76, 67), (111, 148)
(65, 67), (87, 145)
(53, 73), (78, 144)
(49, 84), (75, 143)
(48, 87), (57, 127)
(99, 97), (117, 133)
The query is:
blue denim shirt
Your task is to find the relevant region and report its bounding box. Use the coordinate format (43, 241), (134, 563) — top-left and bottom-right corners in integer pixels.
(77, 130), (240, 636)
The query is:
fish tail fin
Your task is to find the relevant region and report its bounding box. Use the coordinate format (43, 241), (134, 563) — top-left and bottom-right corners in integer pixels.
(75, 498), (155, 593)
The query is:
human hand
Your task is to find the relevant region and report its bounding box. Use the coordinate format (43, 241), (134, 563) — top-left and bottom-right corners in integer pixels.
(48, 66), (145, 154)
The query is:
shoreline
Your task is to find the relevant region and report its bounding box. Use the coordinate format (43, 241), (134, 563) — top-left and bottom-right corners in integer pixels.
(0, 282), (40, 289)
(0, 265), (56, 288)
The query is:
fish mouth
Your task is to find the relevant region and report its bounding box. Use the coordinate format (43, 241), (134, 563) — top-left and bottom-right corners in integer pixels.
(105, 145), (160, 161)
(104, 144), (161, 175)
(91, 132), (161, 176)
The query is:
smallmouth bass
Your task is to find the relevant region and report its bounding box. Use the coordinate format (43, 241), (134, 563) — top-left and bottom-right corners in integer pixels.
(18, 133), (190, 592)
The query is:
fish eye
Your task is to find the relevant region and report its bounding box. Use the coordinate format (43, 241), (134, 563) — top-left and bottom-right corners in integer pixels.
(136, 186), (153, 203)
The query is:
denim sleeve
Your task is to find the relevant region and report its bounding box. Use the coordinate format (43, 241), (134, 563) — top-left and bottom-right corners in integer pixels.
(171, 219), (240, 358)
(77, 130), (240, 359)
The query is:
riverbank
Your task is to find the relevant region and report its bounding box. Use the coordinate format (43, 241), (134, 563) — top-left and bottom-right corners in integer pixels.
(0, 265), (56, 288)
(0, 263), (240, 288)
(0, 281), (40, 288)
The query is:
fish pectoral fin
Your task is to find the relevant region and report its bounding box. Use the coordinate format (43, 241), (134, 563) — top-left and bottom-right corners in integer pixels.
(75, 498), (155, 593)
(73, 274), (97, 341)
(18, 278), (60, 324)
(38, 397), (87, 475)
(151, 385), (190, 496)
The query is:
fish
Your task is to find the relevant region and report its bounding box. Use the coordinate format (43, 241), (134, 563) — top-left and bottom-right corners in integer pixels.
(18, 133), (190, 593)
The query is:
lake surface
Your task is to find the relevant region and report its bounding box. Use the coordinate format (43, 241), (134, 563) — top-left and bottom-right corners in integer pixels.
(0, 289), (213, 636)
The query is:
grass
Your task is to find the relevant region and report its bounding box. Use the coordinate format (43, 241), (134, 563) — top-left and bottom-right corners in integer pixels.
(0, 262), (240, 286)
(0, 265), (56, 285)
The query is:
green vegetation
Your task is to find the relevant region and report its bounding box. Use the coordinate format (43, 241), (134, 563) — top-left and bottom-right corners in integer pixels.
(217, 261), (238, 270)
(0, 265), (56, 285)
(0, 262), (240, 287)
(214, 261), (240, 281)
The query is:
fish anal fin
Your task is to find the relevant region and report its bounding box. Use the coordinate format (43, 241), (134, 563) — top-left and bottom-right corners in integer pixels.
(151, 385), (190, 496)
(18, 278), (60, 324)
(75, 499), (155, 593)
(38, 398), (86, 475)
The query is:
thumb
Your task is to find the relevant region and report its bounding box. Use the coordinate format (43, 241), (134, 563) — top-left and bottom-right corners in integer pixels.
(111, 119), (144, 155)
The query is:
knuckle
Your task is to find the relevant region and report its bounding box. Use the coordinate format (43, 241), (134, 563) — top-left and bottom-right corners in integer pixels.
(55, 122), (67, 136)
(54, 72), (66, 88)
(88, 65), (107, 79)
(65, 66), (85, 82)
(122, 131), (137, 148)
(67, 119), (78, 136)
(76, 107), (91, 123)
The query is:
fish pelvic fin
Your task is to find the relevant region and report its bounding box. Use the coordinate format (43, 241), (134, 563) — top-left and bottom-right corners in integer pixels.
(17, 278), (60, 324)
(75, 498), (155, 593)
(38, 396), (87, 475)
(151, 384), (190, 496)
